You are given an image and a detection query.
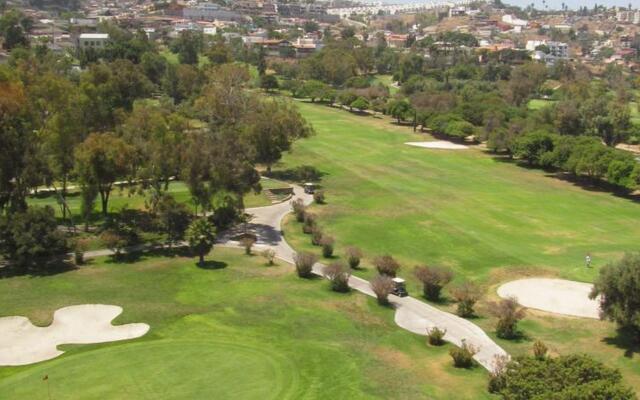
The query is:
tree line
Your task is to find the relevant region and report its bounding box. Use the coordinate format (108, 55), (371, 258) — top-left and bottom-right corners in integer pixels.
(0, 24), (313, 270)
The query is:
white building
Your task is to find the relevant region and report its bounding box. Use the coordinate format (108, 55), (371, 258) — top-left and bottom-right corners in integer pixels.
(76, 33), (109, 50)
(616, 10), (640, 24)
(501, 14), (528, 28)
(526, 40), (569, 58)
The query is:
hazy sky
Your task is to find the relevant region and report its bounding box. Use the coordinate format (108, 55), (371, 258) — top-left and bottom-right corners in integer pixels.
(377, 0), (636, 10)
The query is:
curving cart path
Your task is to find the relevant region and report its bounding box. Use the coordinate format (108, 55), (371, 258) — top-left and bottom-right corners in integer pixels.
(220, 185), (509, 372)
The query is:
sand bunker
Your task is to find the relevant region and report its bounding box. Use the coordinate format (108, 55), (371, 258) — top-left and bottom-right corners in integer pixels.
(0, 304), (149, 366)
(405, 141), (468, 150)
(497, 278), (601, 319)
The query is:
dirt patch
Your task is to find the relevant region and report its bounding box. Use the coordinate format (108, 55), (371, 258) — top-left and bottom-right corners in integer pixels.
(371, 346), (413, 370)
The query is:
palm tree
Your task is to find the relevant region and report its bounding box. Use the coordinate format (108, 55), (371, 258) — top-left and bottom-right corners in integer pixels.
(186, 218), (216, 266)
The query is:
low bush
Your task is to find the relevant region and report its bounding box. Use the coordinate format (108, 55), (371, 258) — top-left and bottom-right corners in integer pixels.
(450, 282), (482, 317)
(489, 297), (526, 339)
(345, 246), (363, 269)
(302, 213), (317, 234)
(373, 255), (400, 277)
(261, 249), (276, 265)
(414, 265), (454, 302)
(313, 190), (325, 204)
(450, 340), (478, 368)
(294, 252), (318, 278)
(370, 275), (395, 305)
(73, 238), (90, 265)
(291, 199), (306, 222)
(532, 340), (548, 360)
(427, 327), (447, 346)
(325, 262), (351, 292)
(311, 226), (323, 245)
(100, 230), (127, 256)
(240, 237), (255, 255)
(320, 235), (335, 258)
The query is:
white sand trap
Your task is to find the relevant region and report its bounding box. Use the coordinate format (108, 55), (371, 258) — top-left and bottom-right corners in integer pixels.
(0, 304), (149, 366)
(405, 141), (468, 150)
(497, 278), (601, 319)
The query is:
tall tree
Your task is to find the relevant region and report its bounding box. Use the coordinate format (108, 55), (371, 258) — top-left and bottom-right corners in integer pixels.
(74, 133), (133, 216)
(247, 99), (314, 173)
(121, 102), (187, 209)
(0, 9), (31, 50)
(0, 68), (36, 213)
(590, 253), (640, 338)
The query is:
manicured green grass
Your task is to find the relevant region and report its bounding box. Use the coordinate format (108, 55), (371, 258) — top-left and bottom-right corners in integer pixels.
(279, 102), (640, 392)
(630, 101), (640, 127)
(371, 75), (398, 95)
(527, 99), (555, 110)
(281, 102), (640, 284)
(27, 179), (289, 222)
(160, 49), (210, 68)
(0, 249), (492, 399)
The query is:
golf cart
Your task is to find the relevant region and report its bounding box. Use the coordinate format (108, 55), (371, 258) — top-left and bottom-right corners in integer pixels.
(303, 182), (316, 194)
(392, 277), (408, 297)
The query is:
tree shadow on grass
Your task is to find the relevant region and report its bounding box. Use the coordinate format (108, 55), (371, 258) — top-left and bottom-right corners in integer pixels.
(602, 327), (640, 358)
(197, 260), (228, 270)
(267, 166), (326, 183)
(499, 330), (532, 344)
(488, 154), (640, 204)
(104, 244), (192, 265)
(0, 259), (76, 279)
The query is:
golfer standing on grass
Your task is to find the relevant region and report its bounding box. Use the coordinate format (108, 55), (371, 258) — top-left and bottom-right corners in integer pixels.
(585, 254), (592, 268)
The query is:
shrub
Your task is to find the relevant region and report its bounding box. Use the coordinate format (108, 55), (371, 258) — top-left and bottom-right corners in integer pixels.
(325, 262), (351, 292)
(156, 194), (191, 246)
(489, 297), (526, 339)
(488, 354), (635, 399)
(313, 190), (325, 204)
(0, 206), (68, 270)
(302, 213), (317, 234)
(373, 255), (400, 277)
(450, 282), (482, 317)
(291, 199), (306, 222)
(320, 235), (334, 258)
(73, 238), (90, 266)
(240, 236), (255, 255)
(427, 327), (447, 346)
(311, 226), (323, 245)
(345, 246), (363, 269)
(370, 275), (395, 305)
(100, 230), (127, 256)
(294, 252), (317, 278)
(532, 340), (548, 360)
(414, 265), (454, 302)
(449, 340), (478, 368)
(261, 249), (276, 265)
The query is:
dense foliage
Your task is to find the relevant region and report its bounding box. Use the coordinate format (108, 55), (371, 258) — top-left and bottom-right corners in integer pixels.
(590, 253), (640, 338)
(489, 354), (635, 399)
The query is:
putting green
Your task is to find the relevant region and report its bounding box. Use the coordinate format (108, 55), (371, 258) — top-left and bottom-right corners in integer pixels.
(0, 339), (299, 399)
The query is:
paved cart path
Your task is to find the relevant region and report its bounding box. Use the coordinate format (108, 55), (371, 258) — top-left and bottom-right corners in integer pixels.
(220, 185), (509, 372)
(63, 184), (508, 371)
